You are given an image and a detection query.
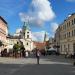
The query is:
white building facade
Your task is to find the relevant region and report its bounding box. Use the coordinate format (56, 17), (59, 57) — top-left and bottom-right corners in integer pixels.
(20, 22), (34, 51)
(7, 22), (34, 52)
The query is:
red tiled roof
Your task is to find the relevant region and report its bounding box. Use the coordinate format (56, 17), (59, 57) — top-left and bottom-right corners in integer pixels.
(33, 41), (46, 50)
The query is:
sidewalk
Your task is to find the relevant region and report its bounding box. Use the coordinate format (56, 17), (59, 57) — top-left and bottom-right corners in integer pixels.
(0, 56), (73, 65)
(0, 57), (37, 64)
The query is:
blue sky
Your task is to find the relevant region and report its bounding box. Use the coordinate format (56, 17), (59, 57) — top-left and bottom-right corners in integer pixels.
(0, 0), (75, 41)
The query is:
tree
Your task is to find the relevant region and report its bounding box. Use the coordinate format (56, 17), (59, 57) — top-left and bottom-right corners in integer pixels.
(20, 42), (25, 51)
(13, 42), (21, 57)
(13, 43), (20, 52)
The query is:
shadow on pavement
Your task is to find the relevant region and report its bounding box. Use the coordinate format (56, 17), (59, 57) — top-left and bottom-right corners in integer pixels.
(0, 64), (75, 75)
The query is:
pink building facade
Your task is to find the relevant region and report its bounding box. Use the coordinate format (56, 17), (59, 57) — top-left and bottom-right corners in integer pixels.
(0, 16), (8, 44)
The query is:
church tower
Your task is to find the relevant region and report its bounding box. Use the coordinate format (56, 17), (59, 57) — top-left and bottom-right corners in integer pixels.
(22, 22), (32, 40)
(21, 21), (33, 51)
(44, 32), (48, 42)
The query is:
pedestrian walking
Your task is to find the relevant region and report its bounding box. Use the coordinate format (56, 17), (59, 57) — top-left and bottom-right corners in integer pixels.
(36, 49), (40, 64)
(22, 49), (25, 57)
(21, 47), (25, 58)
(25, 51), (29, 58)
(65, 48), (68, 58)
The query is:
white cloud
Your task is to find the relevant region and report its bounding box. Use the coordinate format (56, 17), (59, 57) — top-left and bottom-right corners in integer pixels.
(19, 13), (33, 22)
(51, 22), (58, 32)
(32, 31), (49, 42)
(31, 0), (55, 21)
(19, 0), (55, 26)
(66, 0), (75, 2)
(19, 0), (56, 39)
(15, 28), (22, 34)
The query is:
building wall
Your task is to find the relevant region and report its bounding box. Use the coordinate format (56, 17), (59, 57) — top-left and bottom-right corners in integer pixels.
(24, 29), (33, 51)
(55, 13), (75, 55)
(49, 38), (55, 48)
(55, 26), (60, 53)
(55, 26), (60, 46)
(5, 38), (18, 52)
(24, 29), (32, 39)
(23, 40), (33, 51)
(0, 18), (8, 43)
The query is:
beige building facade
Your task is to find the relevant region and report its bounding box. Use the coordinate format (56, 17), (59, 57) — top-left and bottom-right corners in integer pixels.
(6, 36), (20, 52)
(55, 26), (60, 53)
(55, 13), (75, 55)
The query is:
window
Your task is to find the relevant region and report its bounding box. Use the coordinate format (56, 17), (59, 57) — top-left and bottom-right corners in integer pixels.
(27, 32), (29, 33)
(27, 42), (28, 45)
(61, 45), (62, 52)
(74, 18), (75, 24)
(64, 34), (66, 39)
(69, 32), (70, 37)
(69, 21), (70, 27)
(24, 33), (25, 35)
(68, 44), (70, 52)
(72, 30), (73, 36)
(72, 20), (73, 25)
(74, 29), (75, 36)
(67, 23), (68, 28)
(64, 45), (65, 51)
(67, 32), (68, 37)
(27, 35), (29, 38)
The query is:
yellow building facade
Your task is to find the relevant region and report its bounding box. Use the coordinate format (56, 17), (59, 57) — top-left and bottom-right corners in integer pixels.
(55, 13), (75, 55)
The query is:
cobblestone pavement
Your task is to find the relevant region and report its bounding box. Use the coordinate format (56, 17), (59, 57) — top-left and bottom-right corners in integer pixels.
(0, 55), (75, 75)
(0, 55), (74, 64)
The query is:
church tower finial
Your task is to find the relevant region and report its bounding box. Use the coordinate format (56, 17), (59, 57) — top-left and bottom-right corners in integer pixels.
(44, 31), (48, 42)
(23, 21), (30, 31)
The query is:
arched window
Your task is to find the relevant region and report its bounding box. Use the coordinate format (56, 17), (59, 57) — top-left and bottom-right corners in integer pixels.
(27, 42), (28, 45)
(27, 35), (29, 38)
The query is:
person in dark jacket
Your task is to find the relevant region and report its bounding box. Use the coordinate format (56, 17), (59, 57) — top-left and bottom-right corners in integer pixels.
(36, 49), (40, 64)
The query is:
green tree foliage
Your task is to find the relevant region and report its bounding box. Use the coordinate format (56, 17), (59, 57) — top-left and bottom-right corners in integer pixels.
(13, 42), (25, 53)
(20, 43), (25, 51)
(13, 43), (20, 52)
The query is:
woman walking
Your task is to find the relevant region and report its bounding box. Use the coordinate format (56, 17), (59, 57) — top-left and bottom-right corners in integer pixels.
(36, 49), (40, 64)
